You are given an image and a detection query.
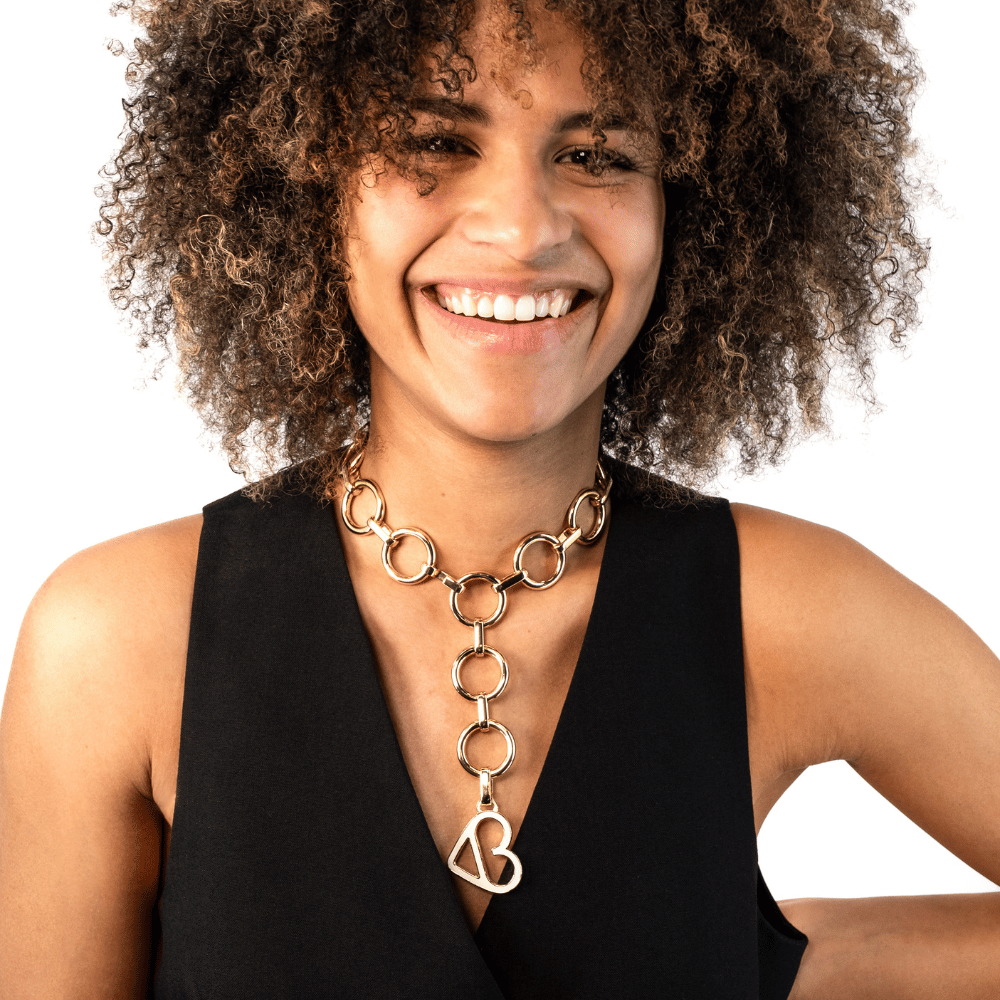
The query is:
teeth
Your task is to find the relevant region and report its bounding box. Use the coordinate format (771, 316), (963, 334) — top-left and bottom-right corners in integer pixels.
(434, 285), (579, 322)
(515, 295), (535, 321)
(493, 294), (515, 321)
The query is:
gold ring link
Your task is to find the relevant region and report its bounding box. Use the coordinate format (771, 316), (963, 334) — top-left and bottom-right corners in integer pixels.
(341, 479), (386, 535)
(457, 720), (516, 777)
(452, 646), (509, 701)
(450, 573), (507, 627)
(477, 695), (490, 728)
(381, 527), (436, 585)
(566, 488), (606, 545)
(512, 532), (566, 590)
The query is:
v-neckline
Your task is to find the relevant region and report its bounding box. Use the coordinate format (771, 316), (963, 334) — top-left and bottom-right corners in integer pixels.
(327, 482), (623, 941)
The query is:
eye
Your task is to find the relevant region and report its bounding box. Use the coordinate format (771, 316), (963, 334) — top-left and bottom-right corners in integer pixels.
(559, 146), (636, 174)
(403, 133), (472, 156)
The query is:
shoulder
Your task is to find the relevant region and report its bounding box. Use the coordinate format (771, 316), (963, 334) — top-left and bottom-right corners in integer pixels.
(7, 514), (203, 797)
(732, 501), (916, 767)
(731, 500), (1000, 769)
(18, 513), (204, 667)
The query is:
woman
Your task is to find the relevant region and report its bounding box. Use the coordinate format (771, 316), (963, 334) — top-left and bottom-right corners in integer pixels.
(1, 0), (997, 997)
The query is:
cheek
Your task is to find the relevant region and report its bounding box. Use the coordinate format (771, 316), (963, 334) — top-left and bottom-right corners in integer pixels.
(345, 175), (419, 292)
(627, 187), (666, 291)
(344, 179), (435, 310)
(600, 187), (665, 324)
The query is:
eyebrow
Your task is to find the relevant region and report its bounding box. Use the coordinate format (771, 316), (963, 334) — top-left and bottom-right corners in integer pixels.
(408, 96), (632, 133)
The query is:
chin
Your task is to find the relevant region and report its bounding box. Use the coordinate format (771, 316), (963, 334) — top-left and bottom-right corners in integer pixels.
(440, 406), (558, 445)
(430, 381), (596, 447)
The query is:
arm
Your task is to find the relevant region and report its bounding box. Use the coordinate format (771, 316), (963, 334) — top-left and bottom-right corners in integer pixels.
(0, 518), (197, 998)
(781, 892), (1000, 1000)
(734, 503), (1000, 999)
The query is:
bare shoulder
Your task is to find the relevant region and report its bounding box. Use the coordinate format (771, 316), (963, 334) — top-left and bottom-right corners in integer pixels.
(21, 513), (203, 641)
(30, 512), (204, 616)
(731, 500), (951, 768)
(6, 512), (203, 796)
(731, 503), (1000, 882)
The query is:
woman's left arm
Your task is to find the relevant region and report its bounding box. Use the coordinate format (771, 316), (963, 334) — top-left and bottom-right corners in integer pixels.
(734, 503), (1000, 1000)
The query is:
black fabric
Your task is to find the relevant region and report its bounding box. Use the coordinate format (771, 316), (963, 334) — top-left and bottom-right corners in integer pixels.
(155, 470), (807, 999)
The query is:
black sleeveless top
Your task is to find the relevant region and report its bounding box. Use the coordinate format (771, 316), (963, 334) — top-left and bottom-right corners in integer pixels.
(155, 469), (807, 999)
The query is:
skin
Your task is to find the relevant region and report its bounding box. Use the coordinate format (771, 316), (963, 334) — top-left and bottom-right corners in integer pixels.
(1, 4), (999, 997)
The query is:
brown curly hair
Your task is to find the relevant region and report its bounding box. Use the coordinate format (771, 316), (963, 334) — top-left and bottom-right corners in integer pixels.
(99, 0), (927, 495)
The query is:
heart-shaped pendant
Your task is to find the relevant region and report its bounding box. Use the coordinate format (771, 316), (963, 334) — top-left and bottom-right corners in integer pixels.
(447, 810), (523, 894)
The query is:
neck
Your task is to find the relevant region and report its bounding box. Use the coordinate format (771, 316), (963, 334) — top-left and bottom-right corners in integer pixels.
(354, 388), (607, 577)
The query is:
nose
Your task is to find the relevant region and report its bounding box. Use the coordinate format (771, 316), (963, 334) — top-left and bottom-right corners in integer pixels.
(457, 152), (574, 262)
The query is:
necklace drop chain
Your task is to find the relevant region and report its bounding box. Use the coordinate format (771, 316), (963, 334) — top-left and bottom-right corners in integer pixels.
(338, 435), (612, 894)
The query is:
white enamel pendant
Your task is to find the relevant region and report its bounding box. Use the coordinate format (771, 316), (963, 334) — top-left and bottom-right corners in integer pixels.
(447, 810), (523, 894)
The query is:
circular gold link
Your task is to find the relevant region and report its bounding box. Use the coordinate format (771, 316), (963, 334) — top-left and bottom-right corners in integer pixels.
(341, 479), (386, 535)
(450, 573), (506, 627)
(452, 646), (509, 701)
(512, 532), (566, 590)
(566, 488), (606, 545)
(457, 720), (516, 778)
(381, 527), (436, 584)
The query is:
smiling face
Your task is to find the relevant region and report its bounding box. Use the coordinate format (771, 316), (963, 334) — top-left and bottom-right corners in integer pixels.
(344, 3), (665, 446)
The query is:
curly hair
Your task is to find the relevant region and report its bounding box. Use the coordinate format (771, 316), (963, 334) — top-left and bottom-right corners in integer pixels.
(98, 0), (927, 495)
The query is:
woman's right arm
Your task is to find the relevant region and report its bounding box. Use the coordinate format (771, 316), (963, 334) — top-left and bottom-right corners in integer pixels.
(0, 519), (199, 999)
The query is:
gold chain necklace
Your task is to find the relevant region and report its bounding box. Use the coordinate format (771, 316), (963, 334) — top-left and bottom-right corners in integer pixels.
(338, 436), (612, 894)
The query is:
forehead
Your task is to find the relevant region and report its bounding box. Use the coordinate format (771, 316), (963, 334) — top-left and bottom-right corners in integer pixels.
(416, 1), (591, 106)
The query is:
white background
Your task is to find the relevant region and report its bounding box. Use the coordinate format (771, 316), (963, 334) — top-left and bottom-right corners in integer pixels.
(1, 3), (997, 900)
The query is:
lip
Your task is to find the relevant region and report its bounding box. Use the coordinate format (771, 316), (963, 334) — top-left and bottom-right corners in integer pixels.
(413, 284), (597, 355)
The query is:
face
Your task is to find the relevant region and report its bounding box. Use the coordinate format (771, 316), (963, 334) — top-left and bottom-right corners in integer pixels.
(344, 3), (665, 446)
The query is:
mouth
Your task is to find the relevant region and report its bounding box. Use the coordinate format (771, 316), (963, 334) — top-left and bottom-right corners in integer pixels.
(426, 283), (592, 322)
